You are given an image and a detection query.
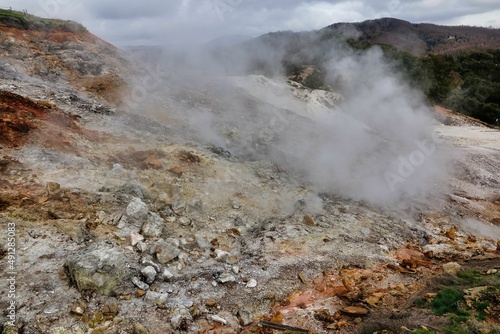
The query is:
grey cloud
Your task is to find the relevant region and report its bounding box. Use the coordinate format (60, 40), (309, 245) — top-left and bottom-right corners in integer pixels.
(2, 0), (499, 45)
(84, 1), (181, 20)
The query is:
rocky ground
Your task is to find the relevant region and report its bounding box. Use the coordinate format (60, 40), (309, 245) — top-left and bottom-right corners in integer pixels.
(0, 15), (500, 334)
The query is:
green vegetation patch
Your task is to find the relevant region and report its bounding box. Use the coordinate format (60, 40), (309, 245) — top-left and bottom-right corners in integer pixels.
(415, 270), (500, 334)
(411, 329), (436, 334)
(0, 8), (28, 27)
(430, 287), (469, 316)
(0, 8), (87, 32)
(384, 48), (500, 125)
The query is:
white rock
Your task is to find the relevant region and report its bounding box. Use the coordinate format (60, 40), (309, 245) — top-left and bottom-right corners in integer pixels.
(195, 235), (210, 248)
(218, 273), (236, 283)
(165, 216), (177, 223)
(112, 164), (124, 173)
(238, 309), (254, 326)
(208, 314), (227, 325)
(163, 269), (174, 279)
(169, 238), (180, 248)
(141, 266), (157, 284)
(178, 217), (191, 226)
(422, 244), (459, 258)
(131, 276), (149, 290)
(246, 279), (257, 288)
(144, 290), (168, 306)
(152, 239), (181, 264)
(141, 259), (161, 272)
(141, 212), (165, 237)
(136, 241), (148, 253)
(126, 197), (149, 223)
(96, 210), (107, 223)
(117, 217), (127, 229)
(130, 232), (144, 246)
(43, 306), (59, 314)
(379, 244), (389, 252)
(215, 249), (230, 260)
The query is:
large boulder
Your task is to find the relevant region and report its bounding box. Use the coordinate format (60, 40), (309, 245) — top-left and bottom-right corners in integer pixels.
(141, 212), (165, 237)
(65, 242), (132, 296)
(151, 239), (180, 264)
(125, 197), (149, 224)
(116, 197), (150, 236)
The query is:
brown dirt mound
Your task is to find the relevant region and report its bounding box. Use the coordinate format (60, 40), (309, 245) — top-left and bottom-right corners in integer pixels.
(0, 90), (53, 147)
(0, 90), (103, 150)
(78, 75), (128, 106)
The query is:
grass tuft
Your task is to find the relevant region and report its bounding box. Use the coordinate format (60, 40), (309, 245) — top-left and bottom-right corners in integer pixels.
(411, 329), (436, 334)
(430, 288), (468, 316)
(0, 8), (87, 32)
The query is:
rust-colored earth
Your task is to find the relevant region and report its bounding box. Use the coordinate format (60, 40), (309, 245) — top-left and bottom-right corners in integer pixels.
(0, 22), (129, 105)
(0, 90), (103, 151)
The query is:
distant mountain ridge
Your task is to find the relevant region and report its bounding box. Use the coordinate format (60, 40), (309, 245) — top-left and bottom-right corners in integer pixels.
(324, 17), (500, 55)
(229, 17), (500, 79)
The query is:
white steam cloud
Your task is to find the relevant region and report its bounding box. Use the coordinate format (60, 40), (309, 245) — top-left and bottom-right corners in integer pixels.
(295, 46), (447, 204)
(126, 39), (447, 206)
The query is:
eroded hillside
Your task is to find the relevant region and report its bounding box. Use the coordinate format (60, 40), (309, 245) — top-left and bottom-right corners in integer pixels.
(0, 11), (130, 105)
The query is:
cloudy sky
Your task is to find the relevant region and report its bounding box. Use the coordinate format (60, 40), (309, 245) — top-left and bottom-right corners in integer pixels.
(3, 0), (500, 46)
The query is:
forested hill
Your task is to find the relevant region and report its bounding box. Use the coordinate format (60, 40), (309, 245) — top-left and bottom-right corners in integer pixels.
(324, 18), (500, 56)
(390, 48), (500, 125)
